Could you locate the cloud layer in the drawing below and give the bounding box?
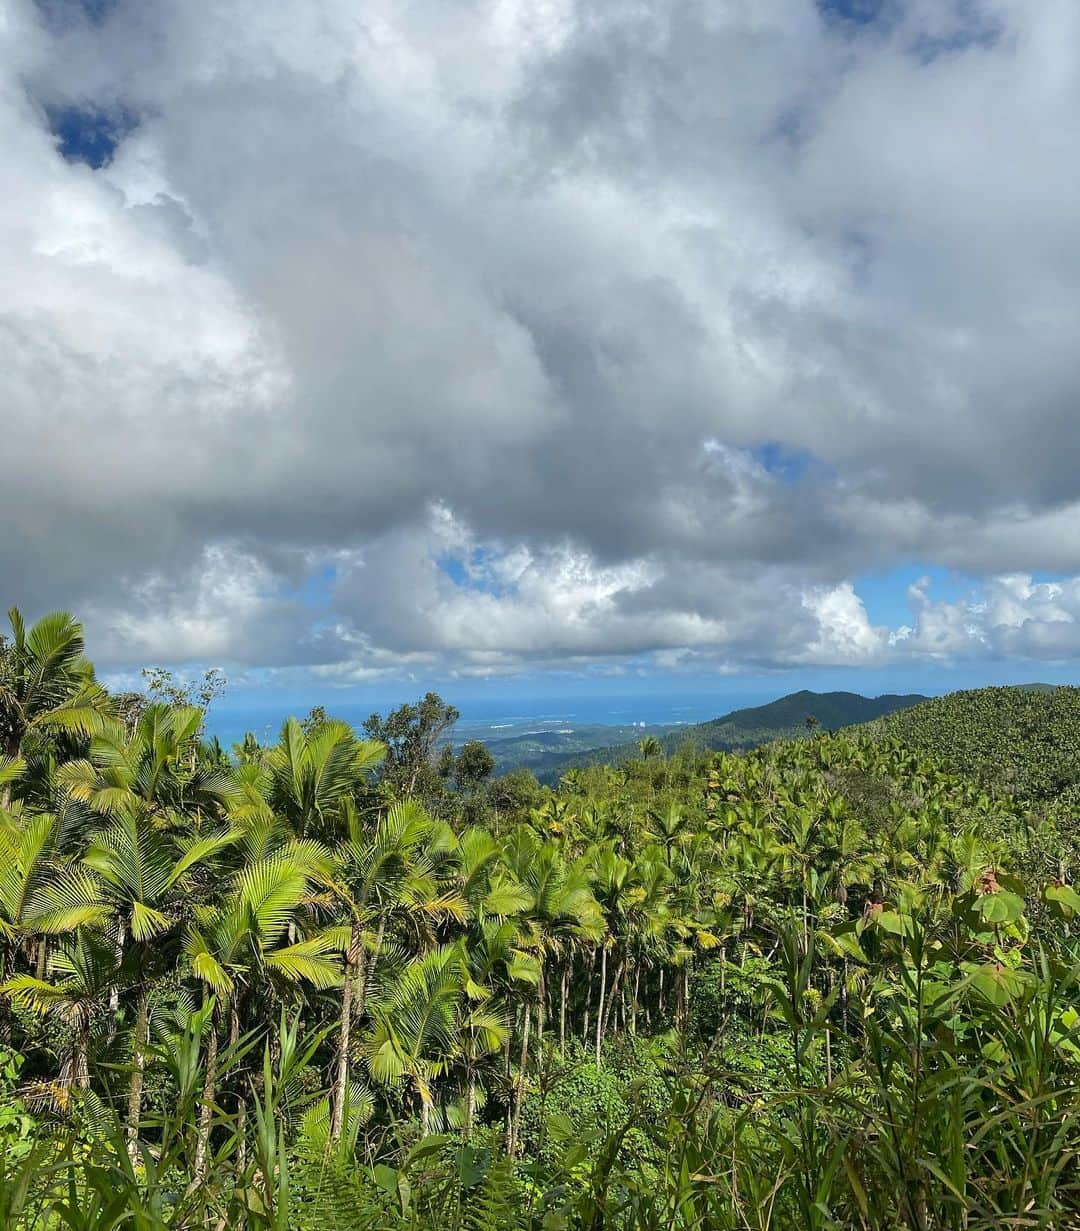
[5,0,1080,680]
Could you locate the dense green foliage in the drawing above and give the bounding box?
[871,684,1080,809]
[3,609,1080,1228]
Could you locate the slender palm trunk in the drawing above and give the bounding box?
[126,989,150,1154]
[536,961,546,1045]
[600,959,624,1048]
[227,1002,248,1175]
[465,1067,476,1139]
[193,1001,221,1183]
[508,1001,532,1157]
[559,962,569,1056]
[680,963,690,1030]
[108,919,126,1037]
[582,948,597,1043]
[630,964,640,1035]
[330,919,362,1143]
[0,944,10,1045]
[594,947,608,1065]
[73,1015,91,1091]
[0,735,17,809]
[841,956,850,1034]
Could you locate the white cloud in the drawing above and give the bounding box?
[5,0,1080,679]
[896,574,1080,662]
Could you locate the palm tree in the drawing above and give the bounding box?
[59,702,238,832]
[0,609,116,809]
[458,919,535,1135]
[498,828,603,1153]
[81,813,236,1144]
[264,717,384,839]
[326,800,429,1142]
[0,806,111,1042]
[364,943,470,1134]
[3,928,121,1097]
[184,831,340,1180]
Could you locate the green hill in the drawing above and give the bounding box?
[683,688,926,750]
[867,684,1080,807]
[527,688,927,780]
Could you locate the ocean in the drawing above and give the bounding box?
[204,691,772,751]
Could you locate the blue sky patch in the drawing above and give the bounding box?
[751,441,818,484]
[437,549,511,597]
[855,564,972,628]
[46,103,137,169]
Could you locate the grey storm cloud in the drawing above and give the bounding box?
[5,0,1080,675]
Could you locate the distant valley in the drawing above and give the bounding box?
[486,688,929,779]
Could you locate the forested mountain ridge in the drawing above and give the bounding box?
[863,683,1080,808]
[523,688,927,779]
[3,607,1080,1228]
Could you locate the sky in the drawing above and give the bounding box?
[5,0,1080,716]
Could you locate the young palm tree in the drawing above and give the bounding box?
[184,831,340,1179]
[3,927,121,1097]
[80,812,236,1143]
[364,942,470,1134]
[0,804,113,1042]
[326,799,429,1142]
[59,701,238,831]
[0,609,116,809]
[264,716,384,839]
[499,827,603,1153]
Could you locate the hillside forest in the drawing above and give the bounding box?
[3,607,1080,1229]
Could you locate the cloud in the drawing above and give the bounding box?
[892,574,1080,661]
[4,0,1080,680]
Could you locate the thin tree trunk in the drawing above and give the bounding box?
[559,962,569,1056]
[536,961,546,1045]
[193,1002,221,1184]
[630,964,640,1035]
[582,948,597,1043]
[229,1002,247,1175]
[126,989,150,1155]
[330,919,361,1143]
[0,945,10,1045]
[73,1018,90,1091]
[842,957,850,1035]
[508,1002,532,1157]
[108,919,126,1040]
[465,1068,475,1139]
[594,947,608,1065]
[35,937,47,979]
[600,959,624,1048]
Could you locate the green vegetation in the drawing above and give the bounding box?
[3,608,1080,1228]
[870,684,1080,809]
